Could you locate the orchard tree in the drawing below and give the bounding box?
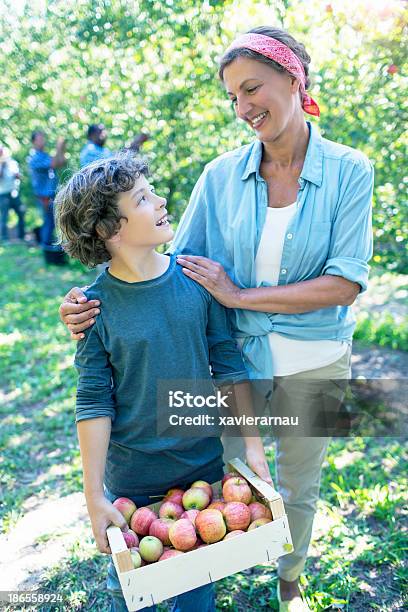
[0,0,405,271]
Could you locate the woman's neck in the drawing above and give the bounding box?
[262,117,309,167]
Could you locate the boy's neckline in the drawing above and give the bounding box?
[105,253,175,287]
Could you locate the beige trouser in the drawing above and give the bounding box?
[222,346,352,582]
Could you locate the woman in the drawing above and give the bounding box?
[60,26,373,611]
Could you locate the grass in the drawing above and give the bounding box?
[0,244,91,534]
[1,243,407,611]
[354,270,408,351]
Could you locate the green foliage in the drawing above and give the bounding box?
[0,0,406,272]
[307,2,408,273]
[355,311,408,351]
[354,268,408,350]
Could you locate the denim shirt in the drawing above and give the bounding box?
[171,122,374,380]
[28,150,58,198]
[79,141,112,168]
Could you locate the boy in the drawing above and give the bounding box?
[55,153,272,612]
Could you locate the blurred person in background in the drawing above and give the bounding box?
[0,144,26,242]
[28,130,66,246]
[80,123,149,168]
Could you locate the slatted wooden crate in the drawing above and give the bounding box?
[107,458,292,611]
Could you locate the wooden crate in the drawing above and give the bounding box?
[107,458,292,611]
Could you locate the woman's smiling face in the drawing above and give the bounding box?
[223,56,300,142]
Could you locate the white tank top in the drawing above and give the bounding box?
[255,203,348,376]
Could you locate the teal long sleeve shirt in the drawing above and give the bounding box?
[74,255,248,496]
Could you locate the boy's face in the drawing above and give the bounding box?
[111,174,173,249]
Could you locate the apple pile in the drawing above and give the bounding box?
[112,474,272,569]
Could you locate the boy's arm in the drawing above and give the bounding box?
[77,417,128,554]
[75,325,128,554]
[206,296,273,485]
[219,381,273,486]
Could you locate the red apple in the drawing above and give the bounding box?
[139,536,164,562]
[149,518,174,545]
[222,502,251,531]
[130,507,158,535]
[248,517,271,530]
[159,549,185,561]
[169,518,197,551]
[223,530,245,540]
[182,488,210,510]
[113,497,137,524]
[129,547,142,568]
[164,488,185,505]
[222,477,252,505]
[208,500,226,512]
[248,501,272,522]
[191,536,204,549]
[222,472,236,487]
[123,529,139,549]
[159,501,184,521]
[181,509,200,526]
[191,480,213,500]
[195,509,226,543]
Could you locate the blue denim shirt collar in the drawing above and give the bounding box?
[240,121,323,187]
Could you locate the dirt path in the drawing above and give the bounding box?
[352,342,408,378]
[0,493,89,592]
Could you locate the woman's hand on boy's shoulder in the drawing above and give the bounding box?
[59,286,100,340]
[86,494,129,555]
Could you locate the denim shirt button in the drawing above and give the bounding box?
[281,268,287,275]
[287,233,293,240]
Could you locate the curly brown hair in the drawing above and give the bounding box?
[55,153,149,268]
[218,26,312,90]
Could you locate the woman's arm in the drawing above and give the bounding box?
[176,255,360,312]
[237,275,360,312]
[177,159,373,312]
